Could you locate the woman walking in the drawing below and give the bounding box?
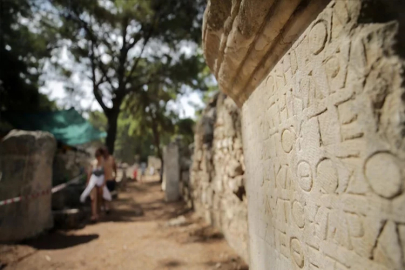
[80,148,112,222]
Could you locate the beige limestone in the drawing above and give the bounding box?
[242,2,405,270]
[203,0,405,269]
[0,130,56,242]
[163,142,180,202]
[190,93,249,262]
[177,143,193,209]
[202,0,331,106]
[52,149,89,186]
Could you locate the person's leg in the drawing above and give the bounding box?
[104,180,114,214]
[90,188,99,221]
[97,187,103,216]
[104,199,110,214]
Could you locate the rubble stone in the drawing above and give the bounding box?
[189,93,249,262]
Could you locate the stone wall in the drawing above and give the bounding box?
[178,143,193,208]
[190,93,249,262]
[203,0,405,269]
[163,142,180,202]
[52,149,89,186]
[0,130,56,242]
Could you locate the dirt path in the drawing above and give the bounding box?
[0,179,248,270]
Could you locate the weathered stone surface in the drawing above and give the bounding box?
[52,149,89,186]
[203,0,405,269]
[163,142,180,202]
[52,184,84,210]
[203,0,331,106]
[0,130,56,242]
[190,93,249,262]
[222,1,405,269]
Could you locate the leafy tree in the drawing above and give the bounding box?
[127,82,175,162]
[50,0,205,154]
[88,110,107,131]
[88,84,195,169]
[0,0,58,112]
[114,111,155,164]
[88,108,157,164]
[126,80,199,181]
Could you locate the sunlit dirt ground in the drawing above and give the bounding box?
[0,177,248,270]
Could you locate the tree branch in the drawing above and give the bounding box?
[68,11,117,92]
[117,17,129,91]
[126,33,142,50]
[90,39,108,112]
[125,23,156,84]
[127,73,160,94]
[93,54,116,91]
[101,31,118,62]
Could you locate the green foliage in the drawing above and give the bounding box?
[0,0,58,111]
[50,0,206,153]
[87,108,156,163]
[1,0,209,161]
[88,110,107,131]
[114,110,155,163]
[87,86,196,163]
[125,81,174,158]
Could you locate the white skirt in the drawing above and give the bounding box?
[80,174,112,202]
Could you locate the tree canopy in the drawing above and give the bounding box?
[1,0,208,167]
[50,0,206,153]
[88,102,195,164]
[0,0,58,112]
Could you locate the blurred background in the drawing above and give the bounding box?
[0,1,251,269]
[0,0,218,164]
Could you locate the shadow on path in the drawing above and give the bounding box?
[22,232,99,250]
[97,180,191,223]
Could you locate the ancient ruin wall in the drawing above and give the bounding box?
[204,0,405,269]
[202,0,330,106]
[163,142,181,202]
[190,93,249,262]
[0,130,56,242]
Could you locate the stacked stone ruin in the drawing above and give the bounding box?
[190,93,249,261]
[202,0,405,269]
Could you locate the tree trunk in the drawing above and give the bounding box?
[159,157,164,185]
[157,147,163,183]
[105,110,120,155]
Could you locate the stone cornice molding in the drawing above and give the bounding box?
[202,0,331,106]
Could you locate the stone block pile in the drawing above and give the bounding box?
[190,93,249,262]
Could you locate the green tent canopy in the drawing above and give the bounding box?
[2,108,106,146]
